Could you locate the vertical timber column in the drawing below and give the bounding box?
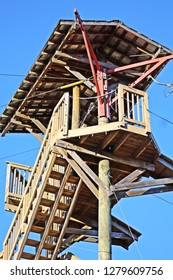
[98,117,111,260]
[72,86,80,129]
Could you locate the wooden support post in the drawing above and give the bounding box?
[72,86,80,129]
[98,117,111,260]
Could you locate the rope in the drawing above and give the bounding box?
[112,190,143,260]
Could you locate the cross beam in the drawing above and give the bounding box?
[111,177,173,192]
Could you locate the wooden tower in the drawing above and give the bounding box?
[1,10,173,260]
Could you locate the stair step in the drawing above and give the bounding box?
[35,212,65,224]
[35,212,49,221]
[26,238,39,247]
[21,251,50,260]
[40,198,70,210]
[31,225,44,234]
[53,215,65,224]
[49,228,60,237]
[50,171,63,180]
[58,202,70,210]
[63,189,75,197]
[45,184,75,197]
[31,225,60,237]
[50,171,79,184]
[54,157,67,167]
[40,198,54,207]
[26,239,55,250]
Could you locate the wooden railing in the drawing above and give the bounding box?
[5,162,32,212]
[51,92,70,138]
[117,84,150,133]
[3,92,70,260]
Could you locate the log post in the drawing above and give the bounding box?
[98,117,111,260]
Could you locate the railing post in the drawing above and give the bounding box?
[72,86,80,129]
[118,84,125,125]
[3,243,8,260]
[143,92,151,133]
[63,92,70,135]
[5,163,12,207]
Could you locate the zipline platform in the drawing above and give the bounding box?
[0,13,173,260]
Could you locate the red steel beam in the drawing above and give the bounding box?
[74,8,111,118]
[107,54,173,75]
[109,54,173,105]
[74,8,102,102]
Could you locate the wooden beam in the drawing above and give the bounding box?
[16,112,47,134]
[157,154,173,171]
[6,161,32,171]
[55,147,99,198]
[10,119,31,129]
[67,149,109,195]
[30,118,46,134]
[56,50,116,69]
[26,128,43,142]
[57,24,76,51]
[111,177,173,193]
[55,140,155,171]
[98,156,111,260]
[99,131,119,150]
[125,184,173,197]
[110,169,146,196]
[51,179,83,259]
[131,138,152,158]
[71,213,141,240]
[113,132,130,152]
[65,228,131,240]
[9,120,43,142]
[111,216,140,240]
[59,224,92,255]
[65,66,96,93]
[57,121,147,144]
[15,112,31,120]
[115,169,146,185]
[79,135,90,145]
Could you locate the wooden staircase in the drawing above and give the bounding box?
[3,93,82,260]
[3,89,143,260]
[3,130,83,259]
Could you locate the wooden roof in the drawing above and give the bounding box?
[0,19,172,134]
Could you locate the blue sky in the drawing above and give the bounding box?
[0,0,173,260]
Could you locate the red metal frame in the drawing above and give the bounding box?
[74,9,173,118]
[74,9,109,118]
